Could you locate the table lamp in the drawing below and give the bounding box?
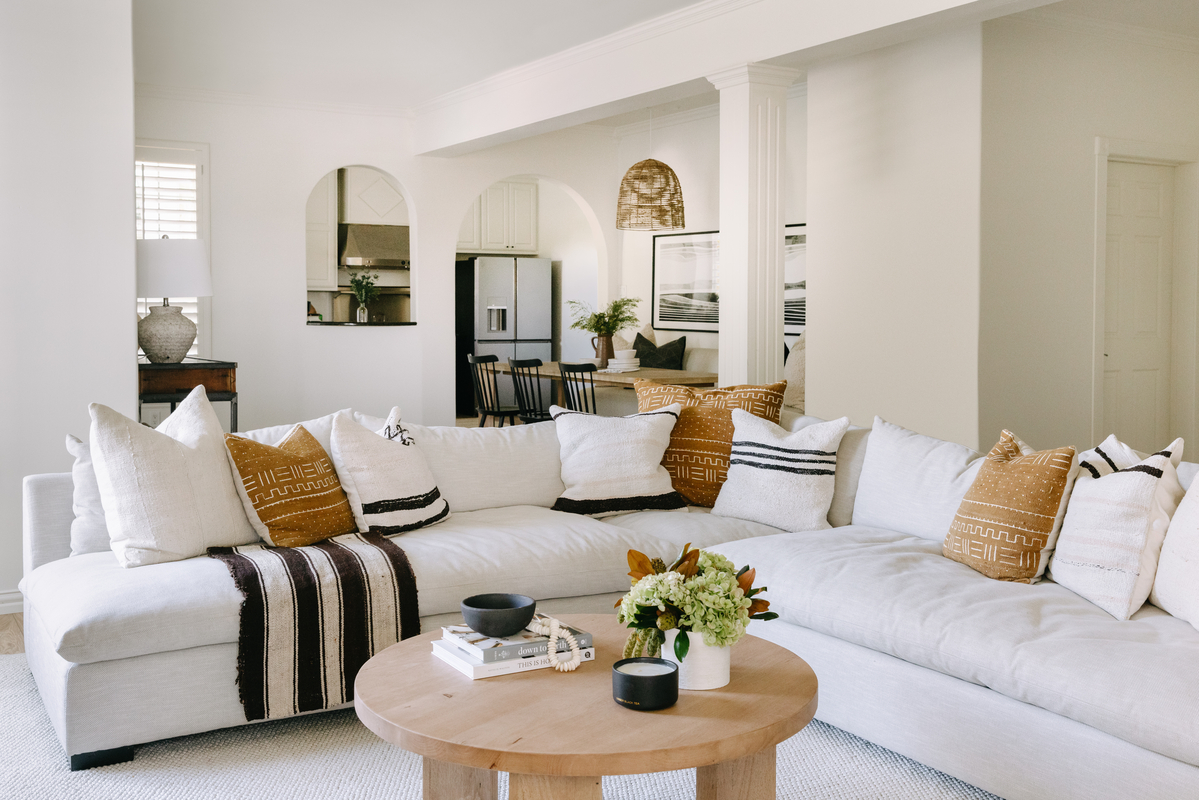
[136,237,212,363]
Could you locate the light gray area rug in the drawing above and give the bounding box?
[0,654,997,799]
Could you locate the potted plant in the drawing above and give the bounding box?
[349,270,381,323]
[617,543,777,690]
[567,297,640,368]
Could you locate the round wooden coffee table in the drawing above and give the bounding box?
[355,613,818,799]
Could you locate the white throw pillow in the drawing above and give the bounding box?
[89,386,259,567]
[329,409,450,534]
[65,434,110,556]
[1051,435,1184,620]
[712,410,850,532]
[783,334,805,409]
[235,409,349,454]
[403,421,565,512]
[1152,477,1199,629]
[549,404,685,515]
[851,417,983,540]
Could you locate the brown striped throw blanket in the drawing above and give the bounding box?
[208,532,419,721]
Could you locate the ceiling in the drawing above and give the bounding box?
[132,0,702,110]
[1046,0,1199,39]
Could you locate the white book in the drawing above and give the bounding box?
[430,638,595,680]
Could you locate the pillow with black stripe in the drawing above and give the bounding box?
[711,409,850,532]
[1050,434,1184,620]
[329,409,450,535]
[549,403,686,516]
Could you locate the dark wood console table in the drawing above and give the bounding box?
[138,357,238,431]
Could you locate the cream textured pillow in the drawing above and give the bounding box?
[1051,436,1184,620]
[943,431,1077,583]
[329,409,450,534]
[549,404,685,515]
[225,424,358,548]
[852,417,983,540]
[712,410,849,532]
[783,334,805,410]
[1152,476,1199,629]
[65,434,110,556]
[89,386,258,568]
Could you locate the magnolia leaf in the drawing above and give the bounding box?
[750,612,779,621]
[673,629,690,662]
[736,567,756,595]
[736,564,751,578]
[668,542,693,572]
[748,598,771,615]
[614,598,623,609]
[627,549,656,581]
[675,548,701,579]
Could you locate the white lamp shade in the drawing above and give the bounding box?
[136,238,213,298]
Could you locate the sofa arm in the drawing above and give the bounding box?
[23,473,74,576]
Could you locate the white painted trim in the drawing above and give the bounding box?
[413,0,768,115]
[707,63,801,91]
[1016,8,1199,54]
[612,104,719,139]
[135,83,414,119]
[0,590,23,616]
[1092,137,1199,445]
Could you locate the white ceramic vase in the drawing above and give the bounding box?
[138,305,196,363]
[664,629,730,690]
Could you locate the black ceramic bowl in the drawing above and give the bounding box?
[460,593,537,638]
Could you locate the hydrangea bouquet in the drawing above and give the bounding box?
[617,543,777,662]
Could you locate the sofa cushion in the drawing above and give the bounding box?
[711,526,1199,768]
[604,507,784,552]
[852,417,982,540]
[20,505,680,664]
[403,420,565,512]
[65,434,109,556]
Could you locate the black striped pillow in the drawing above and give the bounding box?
[329,409,450,535]
[712,410,850,531]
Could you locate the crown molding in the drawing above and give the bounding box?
[413,0,768,116]
[609,80,806,139]
[706,63,801,91]
[135,83,416,119]
[1014,7,1199,54]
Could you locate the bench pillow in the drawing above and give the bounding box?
[1154,471,1199,630]
[402,421,565,513]
[852,417,983,540]
[65,434,110,556]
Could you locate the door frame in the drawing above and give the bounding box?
[1091,137,1199,446]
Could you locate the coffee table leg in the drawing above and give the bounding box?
[696,745,776,800]
[422,756,497,800]
[509,773,602,800]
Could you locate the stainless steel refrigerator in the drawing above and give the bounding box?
[473,257,552,407]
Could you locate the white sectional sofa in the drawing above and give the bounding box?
[20,412,1199,799]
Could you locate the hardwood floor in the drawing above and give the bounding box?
[0,613,24,655]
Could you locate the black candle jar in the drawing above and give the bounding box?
[612,657,679,711]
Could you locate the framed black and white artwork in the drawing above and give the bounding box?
[651,230,720,332]
[784,223,806,334]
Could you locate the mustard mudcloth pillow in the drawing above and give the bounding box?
[225,424,358,547]
[635,380,786,507]
[943,430,1078,583]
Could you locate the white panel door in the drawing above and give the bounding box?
[456,196,482,251]
[481,184,509,251]
[305,171,338,290]
[508,181,539,253]
[1104,161,1174,451]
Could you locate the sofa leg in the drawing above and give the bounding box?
[70,746,135,771]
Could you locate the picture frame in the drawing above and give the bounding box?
[784,223,806,335]
[651,230,720,332]
[651,225,807,334]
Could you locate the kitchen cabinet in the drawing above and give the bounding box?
[457,180,538,254]
[306,171,338,290]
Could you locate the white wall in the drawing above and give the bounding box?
[615,93,808,352]
[806,26,983,448]
[980,17,1199,450]
[134,94,620,435]
[0,0,137,607]
[537,180,599,362]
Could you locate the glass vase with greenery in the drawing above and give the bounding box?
[567,297,640,367]
[349,270,380,323]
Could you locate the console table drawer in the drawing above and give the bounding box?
[139,366,236,395]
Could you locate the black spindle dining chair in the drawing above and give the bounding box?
[559,362,598,414]
[508,358,552,423]
[467,354,520,427]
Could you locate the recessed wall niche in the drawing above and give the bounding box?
[305,165,415,326]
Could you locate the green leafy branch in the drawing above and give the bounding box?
[567,297,641,336]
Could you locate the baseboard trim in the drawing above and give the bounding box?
[0,590,24,616]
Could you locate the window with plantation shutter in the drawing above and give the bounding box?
[135,142,210,357]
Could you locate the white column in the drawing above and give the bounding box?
[708,64,798,386]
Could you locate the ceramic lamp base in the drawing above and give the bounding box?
[139,305,196,363]
[664,629,731,690]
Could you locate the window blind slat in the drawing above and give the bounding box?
[136,158,202,357]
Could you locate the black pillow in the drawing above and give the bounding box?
[634,333,686,370]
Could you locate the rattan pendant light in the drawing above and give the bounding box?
[616,158,685,230]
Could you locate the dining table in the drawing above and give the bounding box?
[493,360,718,408]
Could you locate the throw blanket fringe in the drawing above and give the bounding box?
[209,532,419,721]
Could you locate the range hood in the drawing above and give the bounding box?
[339,223,410,269]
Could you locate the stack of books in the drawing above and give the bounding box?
[432,622,595,679]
